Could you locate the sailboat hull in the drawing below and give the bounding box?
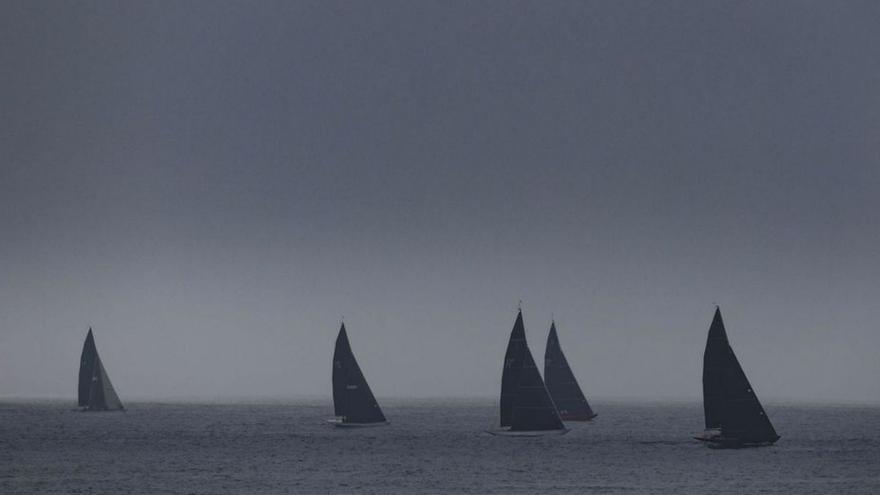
[694,431,780,448]
[332,420,390,428]
[702,438,780,448]
[486,428,569,437]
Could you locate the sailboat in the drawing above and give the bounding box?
[695,307,780,448]
[489,310,568,436]
[77,328,124,411]
[544,321,597,421]
[329,323,388,427]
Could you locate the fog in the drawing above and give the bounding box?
[1,1,878,404]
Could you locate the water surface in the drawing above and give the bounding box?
[2,400,878,494]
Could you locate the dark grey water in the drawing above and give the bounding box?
[2,400,879,494]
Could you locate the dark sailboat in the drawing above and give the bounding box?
[544,321,597,421]
[77,328,124,411]
[695,307,779,448]
[490,311,567,436]
[329,323,388,427]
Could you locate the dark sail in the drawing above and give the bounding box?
[509,341,565,432]
[332,324,386,424]
[701,307,779,445]
[544,322,596,421]
[77,328,124,411]
[499,311,527,427]
[78,329,97,407]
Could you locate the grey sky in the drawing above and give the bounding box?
[1,1,878,403]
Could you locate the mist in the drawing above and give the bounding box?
[1,1,878,404]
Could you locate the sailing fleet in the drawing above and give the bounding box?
[76,306,780,448]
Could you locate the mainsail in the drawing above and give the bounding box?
[509,342,566,432]
[499,311,527,427]
[332,323,387,424]
[700,307,779,446]
[77,328,124,411]
[544,322,596,421]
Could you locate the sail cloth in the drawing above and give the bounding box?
[332,324,387,424]
[701,308,779,445]
[509,342,566,432]
[499,311,527,427]
[77,330,98,407]
[544,322,596,421]
[77,328,124,411]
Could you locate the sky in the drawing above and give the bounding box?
[1,1,878,403]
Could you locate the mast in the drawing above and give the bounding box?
[331,323,386,424]
[544,321,596,421]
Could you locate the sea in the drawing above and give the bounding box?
[2,399,879,494]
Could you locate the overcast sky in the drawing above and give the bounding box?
[1,1,878,403]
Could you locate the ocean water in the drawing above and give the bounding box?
[2,399,879,494]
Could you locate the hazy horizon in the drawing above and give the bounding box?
[2,1,878,405]
[5,384,880,406]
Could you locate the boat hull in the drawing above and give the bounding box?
[329,419,390,428]
[694,431,780,448]
[486,428,569,437]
